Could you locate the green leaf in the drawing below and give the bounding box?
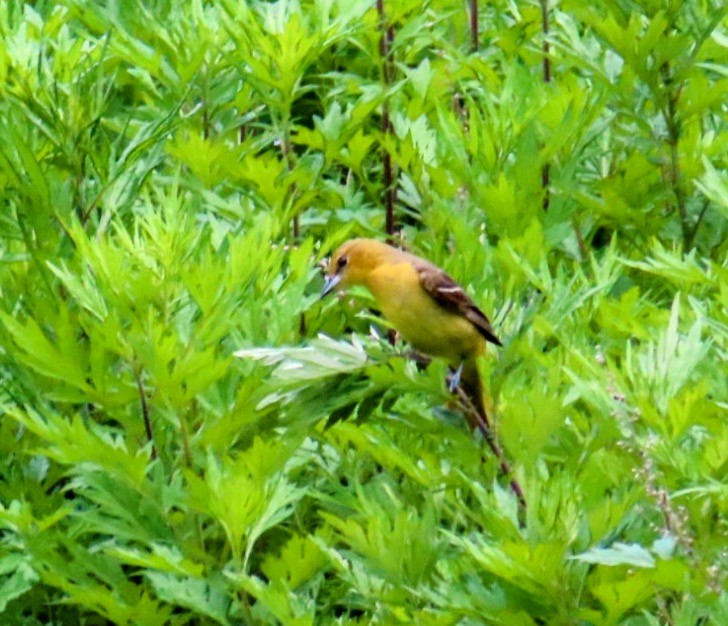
[0,554,39,612]
[234,334,370,384]
[570,542,656,568]
[146,572,230,626]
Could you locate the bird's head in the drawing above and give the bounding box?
[321,238,391,297]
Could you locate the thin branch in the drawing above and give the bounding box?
[383,110,395,237]
[469,0,479,52]
[299,313,307,336]
[454,385,527,516]
[202,106,210,140]
[540,0,551,84]
[178,406,194,470]
[377,0,396,238]
[279,133,299,238]
[541,163,551,211]
[134,368,157,460]
[279,131,306,332]
[540,0,551,212]
[572,216,587,260]
[661,62,690,245]
[687,198,710,249]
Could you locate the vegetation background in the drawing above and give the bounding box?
[0,0,726,624]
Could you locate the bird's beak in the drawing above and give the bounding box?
[321,273,341,299]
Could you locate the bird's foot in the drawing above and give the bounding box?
[447,362,463,393]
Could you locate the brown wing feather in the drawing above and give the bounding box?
[415,260,503,347]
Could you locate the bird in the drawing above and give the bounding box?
[321,238,502,427]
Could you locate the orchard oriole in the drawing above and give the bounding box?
[322,238,502,425]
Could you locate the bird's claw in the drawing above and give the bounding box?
[447,362,463,393]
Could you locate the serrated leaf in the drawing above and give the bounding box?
[570,542,655,568]
[146,572,230,625]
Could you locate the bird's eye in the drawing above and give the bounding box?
[337,255,348,270]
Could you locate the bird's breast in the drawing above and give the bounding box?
[366,263,484,363]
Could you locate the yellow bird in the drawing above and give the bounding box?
[322,238,501,425]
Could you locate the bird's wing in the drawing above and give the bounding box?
[415,259,503,347]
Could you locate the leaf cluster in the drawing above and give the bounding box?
[0,0,726,624]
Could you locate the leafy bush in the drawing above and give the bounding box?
[0,0,725,624]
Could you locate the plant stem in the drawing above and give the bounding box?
[383,110,395,237]
[202,106,210,139]
[572,216,587,260]
[134,368,157,460]
[469,0,479,52]
[278,125,299,238]
[540,0,551,84]
[377,0,396,237]
[662,63,690,246]
[688,199,709,248]
[540,0,551,212]
[178,407,193,469]
[278,115,306,333]
[455,386,527,517]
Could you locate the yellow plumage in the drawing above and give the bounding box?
[322,238,501,424]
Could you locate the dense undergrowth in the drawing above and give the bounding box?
[0,0,726,624]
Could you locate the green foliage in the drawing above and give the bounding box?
[0,0,725,624]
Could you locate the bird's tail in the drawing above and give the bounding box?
[460,358,491,431]
[458,358,527,516]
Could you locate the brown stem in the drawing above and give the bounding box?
[377,0,396,237]
[203,107,210,140]
[383,109,395,237]
[540,0,551,84]
[469,0,479,52]
[540,1,551,212]
[454,386,527,515]
[377,1,394,81]
[134,369,157,460]
[572,216,587,260]
[667,117,688,244]
[660,61,689,245]
[667,132,688,244]
[376,1,387,55]
[541,163,551,211]
[178,406,193,470]
[687,199,709,248]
